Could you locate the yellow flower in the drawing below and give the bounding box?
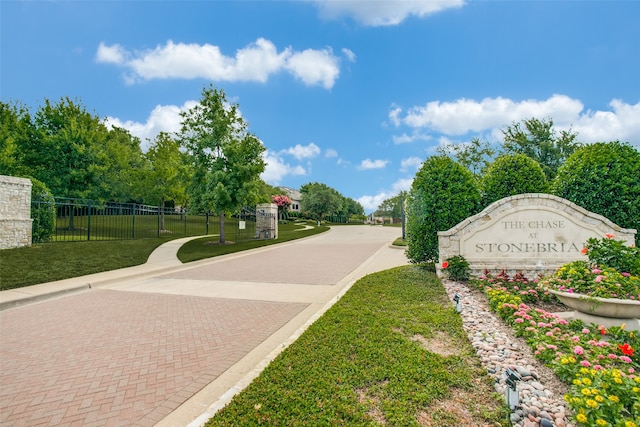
[582,378,593,386]
[595,395,604,402]
[586,399,598,408]
[596,420,607,426]
[614,377,623,384]
[591,388,598,395]
[608,394,620,403]
[625,421,636,427]
[576,413,588,423]
[635,377,640,383]
[573,379,582,385]
[633,387,640,393]
[581,388,591,396]
[580,368,590,375]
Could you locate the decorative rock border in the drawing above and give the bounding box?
[442,279,576,427]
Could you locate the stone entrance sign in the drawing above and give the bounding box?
[438,194,636,278]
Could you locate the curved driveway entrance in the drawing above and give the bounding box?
[0,226,407,426]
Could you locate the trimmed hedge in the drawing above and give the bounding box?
[552,141,640,246]
[406,156,481,263]
[482,153,548,205]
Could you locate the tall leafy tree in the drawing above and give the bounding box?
[300,182,343,220]
[179,86,265,243]
[141,132,189,230]
[0,101,33,176]
[501,117,580,180]
[436,137,495,179]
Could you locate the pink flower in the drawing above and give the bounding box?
[580,360,591,367]
[514,318,524,323]
[574,346,584,355]
[608,353,618,360]
[620,356,633,363]
[594,365,604,371]
[595,275,604,283]
[592,269,602,274]
[582,328,590,334]
[622,272,631,277]
[571,336,580,342]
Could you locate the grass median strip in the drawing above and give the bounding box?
[206,265,509,426]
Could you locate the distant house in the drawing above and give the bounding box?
[279,187,301,212]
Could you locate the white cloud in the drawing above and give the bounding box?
[261,151,307,184]
[400,157,422,172]
[281,143,321,160]
[313,0,465,26]
[104,101,197,150]
[357,178,414,213]
[392,130,432,144]
[96,42,127,64]
[342,48,356,62]
[97,38,343,88]
[391,95,640,146]
[359,158,389,170]
[325,148,338,158]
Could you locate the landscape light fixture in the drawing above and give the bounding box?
[452,293,461,313]
[504,368,521,410]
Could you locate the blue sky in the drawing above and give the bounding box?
[2,1,639,212]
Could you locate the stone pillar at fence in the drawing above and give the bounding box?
[0,175,33,249]
[437,193,637,279]
[256,203,278,239]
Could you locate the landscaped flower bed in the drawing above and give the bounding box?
[469,235,640,426]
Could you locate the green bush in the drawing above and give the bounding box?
[482,153,548,205]
[552,141,640,246]
[584,235,640,276]
[442,255,471,281]
[30,177,56,243]
[406,156,481,263]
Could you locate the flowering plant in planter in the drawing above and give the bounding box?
[539,234,640,301]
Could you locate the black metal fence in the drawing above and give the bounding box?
[31,197,213,242]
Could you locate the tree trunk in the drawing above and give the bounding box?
[219,212,225,243]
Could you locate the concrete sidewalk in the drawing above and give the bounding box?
[0,226,408,426]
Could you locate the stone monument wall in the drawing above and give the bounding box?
[0,175,33,249]
[437,193,636,278]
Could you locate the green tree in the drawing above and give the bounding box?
[341,197,365,218]
[482,154,548,205]
[501,117,580,180]
[300,182,343,220]
[26,97,109,200]
[30,178,56,243]
[436,137,495,179]
[375,191,406,222]
[406,156,481,263]
[0,101,33,176]
[179,86,265,243]
[552,141,640,246]
[141,132,189,230]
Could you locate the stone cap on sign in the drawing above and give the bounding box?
[437,193,636,279]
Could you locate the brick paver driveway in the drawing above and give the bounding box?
[0,226,406,426]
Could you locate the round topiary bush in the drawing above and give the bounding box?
[552,141,640,246]
[482,154,548,205]
[30,177,56,243]
[406,156,481,263]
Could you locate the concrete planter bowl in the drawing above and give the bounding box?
[549,289,640,319]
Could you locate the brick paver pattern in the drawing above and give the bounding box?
[0,290,307,426]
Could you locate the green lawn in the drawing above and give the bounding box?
[0,221,328,290]
[206,266,509,426]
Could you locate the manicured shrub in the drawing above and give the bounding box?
[552,141,640,245]
[406,156,481,263]
[442,255,471,281]
[482,153,548,205]
[30,177,56,243]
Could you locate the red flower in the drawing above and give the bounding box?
[581,247,588,255]
[605,233,616,239]
[442,261,449,269]
[619,343,635,357]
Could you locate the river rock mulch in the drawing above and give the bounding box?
[442,279,576,427]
